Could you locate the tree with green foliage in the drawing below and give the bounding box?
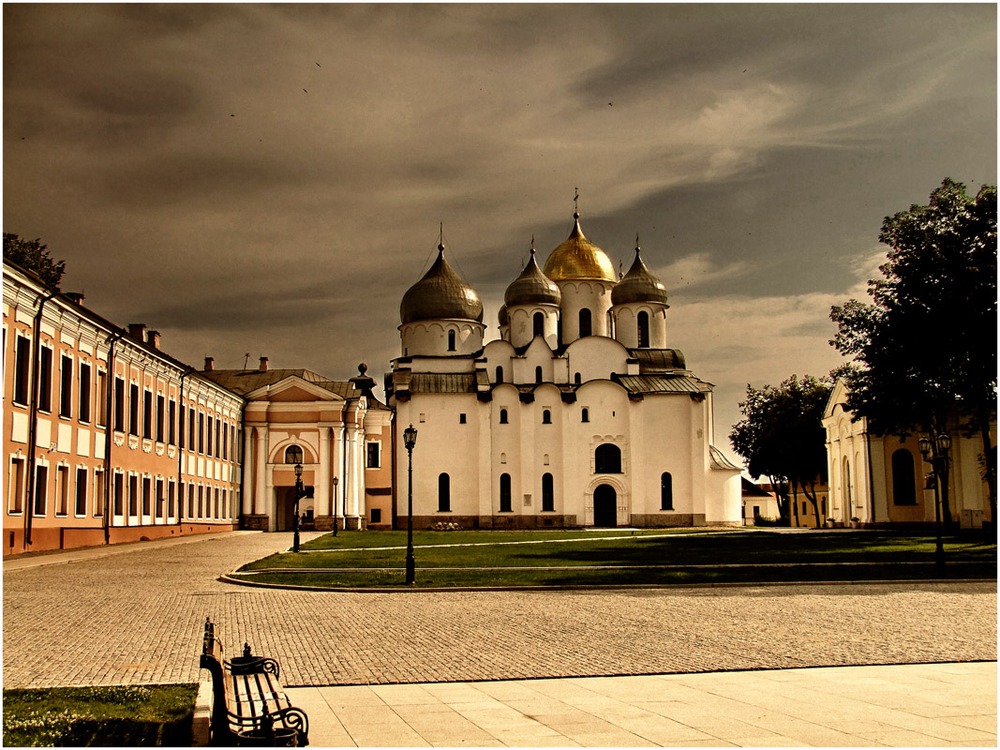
[830,178,997,528]
[3,233,65,290]
[730,374,834,528]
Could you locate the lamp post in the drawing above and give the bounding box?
[918,431,951,571]
[292,462,304,553]
[332,476,339,537]
[403,424,418,585]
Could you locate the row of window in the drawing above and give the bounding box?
[496,407,592,424]
[10,336,237,458]
[6,456,234,521]
[494,367,612,386]
[112,377,236,459]
[432,469,675,513]
[11,337,107,423]
[513,309,655,342]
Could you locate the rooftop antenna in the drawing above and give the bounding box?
[243,353,250,369]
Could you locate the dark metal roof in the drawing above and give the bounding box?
[612,247,669,306]
[612,374,712,395]
[504,250,561,307]
[400,246,484,325]
[408,373,479,394]
[201,369,358,399]
[628,348,687,372]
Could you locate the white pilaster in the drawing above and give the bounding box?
[318,426,331,516]
[255,424,268,518]
[243,427,254,517]
[346,423,359,519]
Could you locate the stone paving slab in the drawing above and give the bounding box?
[286,662,998,747]
[3,531,996,689]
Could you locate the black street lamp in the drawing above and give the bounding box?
[918,431,952,571]
[332,476,339,537]
[292,462,304,553]
[403,424,418,585]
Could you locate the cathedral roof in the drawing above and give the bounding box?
[504,247,561,307]
[400,244,484,325]
[612,242,669,306]
[542,212,617,283]
[612,373,713,395]
[628,348,687,371]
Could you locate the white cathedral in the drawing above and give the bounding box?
[385,208,742,529]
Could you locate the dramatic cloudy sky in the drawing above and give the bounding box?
[4,4,996,463]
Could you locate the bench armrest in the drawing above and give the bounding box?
[226,656,281,679]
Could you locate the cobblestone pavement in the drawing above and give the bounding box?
[3,531,996,689]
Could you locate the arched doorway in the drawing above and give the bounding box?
[593,484,617,527]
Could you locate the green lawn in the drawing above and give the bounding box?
[2,684,197,747]
[233,528,997,589]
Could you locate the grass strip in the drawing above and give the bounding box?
[234,529,996,589]
[2,684,197,747]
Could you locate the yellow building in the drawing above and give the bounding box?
[4,261,243,555]
[823,379,994,528]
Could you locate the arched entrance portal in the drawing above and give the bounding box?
[593,484,617,528]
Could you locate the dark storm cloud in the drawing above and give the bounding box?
[3,3,995,458]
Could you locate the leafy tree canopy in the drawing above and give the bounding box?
[830,178,996,434]
[730,374,834,525]
[3,233,66,290]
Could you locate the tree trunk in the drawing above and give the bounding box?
[802,482,824,528]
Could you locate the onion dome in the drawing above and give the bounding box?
[498,304,509,326]
[400,243,484,325]
[504,246,561,307]
[612,239,669,306]
[542,211,617,283]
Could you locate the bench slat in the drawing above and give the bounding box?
[201,617,308,745]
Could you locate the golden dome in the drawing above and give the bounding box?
[542,213,617,283]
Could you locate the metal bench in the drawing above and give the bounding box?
[199,617,309,746]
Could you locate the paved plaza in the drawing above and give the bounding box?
[3,530,997,746]
[4,531,995,689]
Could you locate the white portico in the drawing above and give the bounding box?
[202,359,378,531]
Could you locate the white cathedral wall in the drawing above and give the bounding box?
[612,304,668,349]
[558,281,613,342]
[393,381,743,528]
[630,392,705,523]
[565,337,632,384]
[506,305,559,349]
[563,381,633,525]
[394,392,477,523]
[400,320,484,357]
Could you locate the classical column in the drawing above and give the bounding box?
[333,425,345,515]
[318,426,331,518]
[255,425,268,519]
[346,423,360,521]
[243,426,254,517]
